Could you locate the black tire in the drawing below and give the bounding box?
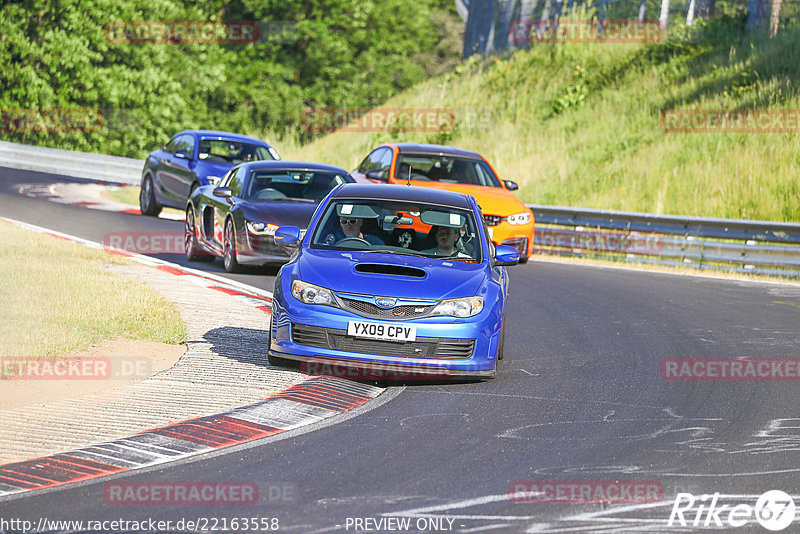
[139,175,162,217]
[497,319,506,361]
[223,218,242,273]
[185,205,214,262]
[518,255,529,264]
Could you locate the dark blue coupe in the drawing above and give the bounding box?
[140,129,280,216]
[268,183,520,380]
[184,161,355,272]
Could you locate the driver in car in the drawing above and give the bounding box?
[325,216,384,245]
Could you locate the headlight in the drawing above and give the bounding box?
[291,280,337,306]
[430,297,483,318]
[507,211,532,225]
[207,176,223,185]
[246,221,279,235]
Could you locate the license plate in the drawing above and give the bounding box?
[347,321,416,342]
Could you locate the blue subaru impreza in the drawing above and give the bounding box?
[268,183,519,381]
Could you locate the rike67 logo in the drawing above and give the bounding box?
[668,491,796,531]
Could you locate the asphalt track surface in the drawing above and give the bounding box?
[2,167,800,532]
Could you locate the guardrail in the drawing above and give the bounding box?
[528,204,800,277]
[0,140,142,186]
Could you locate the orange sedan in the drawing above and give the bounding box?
[352,143,534,262]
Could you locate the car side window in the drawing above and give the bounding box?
[228,167,245,197]
[377,148,393,173]
[163,136,179,153]
[359,148,390,173]
[219,169,233,188]
[174,134,195,158]
[357,154,371,174]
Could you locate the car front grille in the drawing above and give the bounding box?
[483,214,504,227]
[291,323,474,359]
[339,297,432,319]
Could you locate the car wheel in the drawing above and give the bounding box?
[185,206,214,262]
[518,255,529,264]
[223,218,242,273]
[139,175,162,217]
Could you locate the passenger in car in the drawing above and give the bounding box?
[423,225,470,258]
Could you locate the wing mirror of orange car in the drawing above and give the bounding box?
[503,180,519,191]
[365,169,389,182]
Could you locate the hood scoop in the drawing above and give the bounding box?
[355,263,426,278]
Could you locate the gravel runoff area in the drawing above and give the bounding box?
[0,261,304,465]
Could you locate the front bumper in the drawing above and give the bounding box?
[486,221,535,257]
[268,350,496,380]
[270,297,501,380]
[237,233,296,266]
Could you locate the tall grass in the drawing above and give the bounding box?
[283,17,800,221]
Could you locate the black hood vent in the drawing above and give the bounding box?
[355,263,426,278]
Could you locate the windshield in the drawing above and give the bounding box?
[244,171,349,201]
[198,138,276,164]
[394,153,502,187]
[310,199,482,261]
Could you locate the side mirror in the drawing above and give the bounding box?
[174,150,192,160]
[212,186,232,198]
[504,180,519,191]
[275,226,301,245]
[365,169,388,182]
[494,244,520,266]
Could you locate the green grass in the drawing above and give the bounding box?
[0,222,187,358]
[282,17,800,222]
